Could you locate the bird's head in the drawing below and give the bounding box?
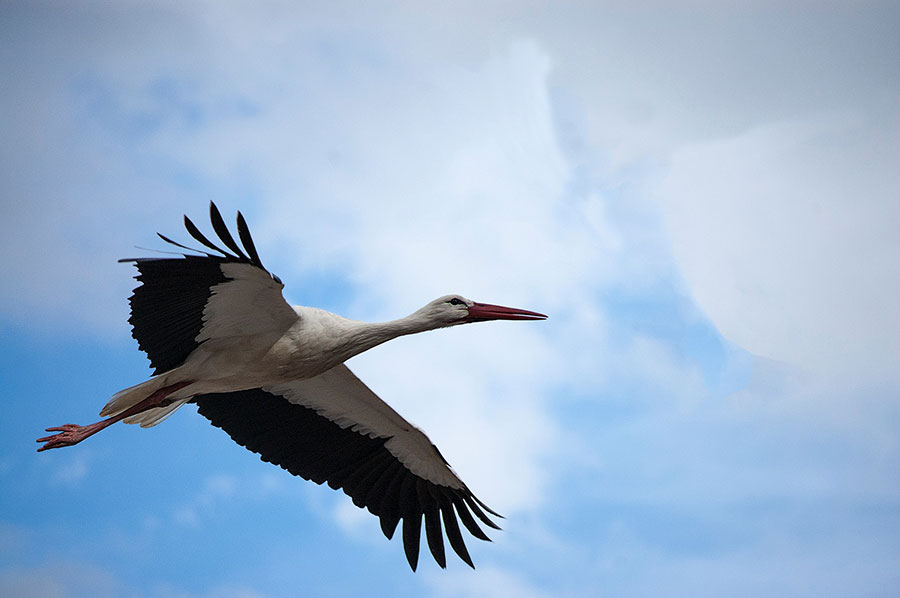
[418,294,548,328]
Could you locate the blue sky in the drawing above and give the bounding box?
[2,1,899,596]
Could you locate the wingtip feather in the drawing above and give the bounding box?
[184,214,230,257]
[209,202,248,259]
[236,210,266,270]
[402,514,422,571]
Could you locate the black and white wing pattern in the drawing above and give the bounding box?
[119,202,296,375]
[192,364,502,571]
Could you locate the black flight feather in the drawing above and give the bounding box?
[402,513,422,572]
[465,495,502,530]
[209,202,248,259]
[439,493,473,567]
[183,214,230,256]
[154,232,215,257]
[419,479,446,568]
[237,210,266,270]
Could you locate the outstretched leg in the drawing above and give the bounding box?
[37,381,193,452]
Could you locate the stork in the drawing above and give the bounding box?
[36,203,547,571]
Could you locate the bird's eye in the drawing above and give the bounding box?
[448,298,465,306]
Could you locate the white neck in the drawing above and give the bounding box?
[343,311,446,357]
[298,305,451,367]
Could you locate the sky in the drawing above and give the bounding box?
[1,1,898,596]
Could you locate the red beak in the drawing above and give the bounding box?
[463,302,548,322]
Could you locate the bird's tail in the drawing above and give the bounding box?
[100,374,190,428]
[122,399,190,428]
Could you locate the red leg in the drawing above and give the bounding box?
[36,381,193,452]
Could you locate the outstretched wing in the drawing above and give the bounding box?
[192,364,502,571]
[120,202,297,375]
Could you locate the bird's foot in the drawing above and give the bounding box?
[35,382,194,454]
[36,423,99,452]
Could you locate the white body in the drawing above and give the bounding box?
[100,264,479,488]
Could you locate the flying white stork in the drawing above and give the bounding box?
[37,202,547,571]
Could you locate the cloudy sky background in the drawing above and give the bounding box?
[2,1,898,596]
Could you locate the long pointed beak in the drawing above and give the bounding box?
[464,302,548,322]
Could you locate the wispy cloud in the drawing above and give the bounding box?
[0,560,123,598]
[425,564,549,598]
[48,451,92,486]
[172,473,238,528]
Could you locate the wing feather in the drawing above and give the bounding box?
[183,214,230,256]
[420,479,446,568]
[438,493,473,567]
[192,367,500,571]
[120,202,292,375]
[402,509,423,571]
[155,232,216,256]
[237,210,267,270]
[451,494,491,542]
[209,202,248,259]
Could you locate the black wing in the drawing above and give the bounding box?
[193,365,502,571]
[120,202,289,375]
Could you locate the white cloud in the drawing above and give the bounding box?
[580,517,900,598]
[424,564,549,598]
[0,559,267,598]
[658,114,900,379]
[0,561,123,598]
[173,473,238,527]
[4,3,899,595]
[170,470,304,528]
[48,451,93,486]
